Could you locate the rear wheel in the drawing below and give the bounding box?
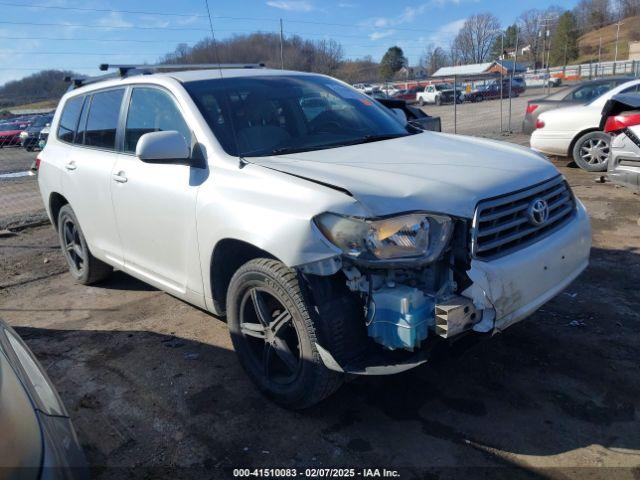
[572,131,610,172]
[419,98,425,106]
[226,258,343,409]
[435,95,442,106]
[57,205,112,285]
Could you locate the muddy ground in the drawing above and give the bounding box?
[0,159,639,480]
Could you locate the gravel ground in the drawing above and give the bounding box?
[0,155,639,479]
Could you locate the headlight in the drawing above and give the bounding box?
[19,131,29,139]
[315,212,453,265]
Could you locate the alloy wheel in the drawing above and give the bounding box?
[579,137,609,166]
[239,287,301,385]
[61,217,85,274]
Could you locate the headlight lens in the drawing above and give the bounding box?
[315,212,453,264]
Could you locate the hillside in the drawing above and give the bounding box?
[577,15,640,63]
[0,70,75,109]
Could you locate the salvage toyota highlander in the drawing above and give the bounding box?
[37,64,591,409]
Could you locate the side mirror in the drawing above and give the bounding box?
[136,131,190,163]
[391,108,408,124]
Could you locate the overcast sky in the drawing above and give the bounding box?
[0,0,579,86]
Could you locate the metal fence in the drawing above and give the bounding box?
[1,59,639,229]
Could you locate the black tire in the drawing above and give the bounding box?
[419,98,425,107]
[57,204,112,285]
[435,95,442,106]
[26,146,34,152]
[227,258,344,409]
[572,131,610,172]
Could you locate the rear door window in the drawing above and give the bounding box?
[124,87,191,153]
[83,89,125,150]
[57,96,84,143]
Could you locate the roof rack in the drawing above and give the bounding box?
[65,62,266,90]
[99,62,266,76]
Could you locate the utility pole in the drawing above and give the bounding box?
[279,18,284,70]
[508,31,518,133]
[546,28,552,95]
[500,32,503,133]
[614,20,623,63]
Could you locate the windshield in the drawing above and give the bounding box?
[184,75,412,157]
[435,84,452,91]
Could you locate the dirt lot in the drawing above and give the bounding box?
[0,155,639,479]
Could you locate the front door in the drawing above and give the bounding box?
[110,86,203,297]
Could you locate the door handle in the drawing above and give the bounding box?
[112,171,128,183]
[64,161,77,171]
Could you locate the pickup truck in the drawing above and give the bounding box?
[416,83,461,106]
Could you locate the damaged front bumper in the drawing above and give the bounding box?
[466,200,591,333]
[309,201,591,376]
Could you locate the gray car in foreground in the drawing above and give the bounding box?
[0,318,87,479]
[523,77,633,134]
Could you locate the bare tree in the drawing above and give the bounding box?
[420,43,448,75]
[452,13,501,64]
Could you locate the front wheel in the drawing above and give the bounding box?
[226,258,343,409]
[572,131,610,172]
[435,95,442,106]
[57,205,113,285]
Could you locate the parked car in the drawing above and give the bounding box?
[353,83,374,94]
[0,317,88,478]
[530,79,640,171]
[416,83,461,105]
[0,123,24,147]
[523,77,634,134]
[470,79,525,102]
[20,114,54,151]
[376,97,441,132]
[380,84,399,96]
[392,86,422,103]
[38,65,591,409]
[525,73,561,88]
[601,93,640,192]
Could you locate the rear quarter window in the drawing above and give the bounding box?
[57,96,84,143]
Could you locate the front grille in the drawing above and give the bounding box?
[471,176,576,259]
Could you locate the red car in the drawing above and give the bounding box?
[0,123,24,147]
[392,86,423,103]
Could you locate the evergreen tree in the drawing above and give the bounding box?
[549,11,579,66]
[379,46,406,80]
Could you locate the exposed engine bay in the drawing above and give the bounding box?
[299,220,498,373]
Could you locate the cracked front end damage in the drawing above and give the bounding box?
[297,201,591,376]
[465,200,591,333]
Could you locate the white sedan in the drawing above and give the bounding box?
[530,78,640,171]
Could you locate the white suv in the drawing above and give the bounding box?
[37,66,591,408]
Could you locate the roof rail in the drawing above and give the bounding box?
[64,62,266,90]
[99,63,266,76]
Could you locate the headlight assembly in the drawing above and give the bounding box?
[314,212,453,265]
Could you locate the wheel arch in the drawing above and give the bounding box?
[210,238,278,315]
[48,192,69,230]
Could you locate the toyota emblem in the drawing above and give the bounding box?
[528,198,549,226]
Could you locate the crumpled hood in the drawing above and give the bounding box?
[250,131,559,218]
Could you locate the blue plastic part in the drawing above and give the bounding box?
[367,296,434,350]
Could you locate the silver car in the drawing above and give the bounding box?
[602,93,640,192]
[0,318,87,478]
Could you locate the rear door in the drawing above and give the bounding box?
[61,89,125,266]
[110,85,202,297]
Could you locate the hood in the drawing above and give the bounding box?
[250,132,559,218]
